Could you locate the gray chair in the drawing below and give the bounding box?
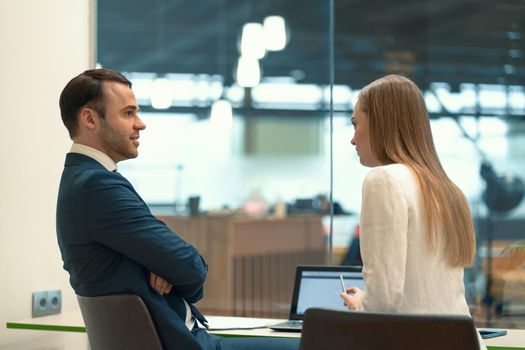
[300,308,480,350]
[77,294,164,350]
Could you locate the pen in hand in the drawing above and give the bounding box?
[339,273,346,292]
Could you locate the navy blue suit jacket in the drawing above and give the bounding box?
[56,153,208,350]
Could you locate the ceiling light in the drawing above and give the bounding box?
[150,77,172,109]
[263,16,287,51]
[236,56,261,88]
[210,99,233,129]
[240,22,266,59]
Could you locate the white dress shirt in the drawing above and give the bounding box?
[70,143,117,172]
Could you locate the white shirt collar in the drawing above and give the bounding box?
[70,143,117,172]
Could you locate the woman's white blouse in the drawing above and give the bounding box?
[357,164,485,347]
[357,164,485,348]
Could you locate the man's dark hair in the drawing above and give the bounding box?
[59,68,132,138]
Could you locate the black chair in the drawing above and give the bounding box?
[300,308,480,350]
[77,294,164,350]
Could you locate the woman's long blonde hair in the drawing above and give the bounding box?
[359,74,475,267]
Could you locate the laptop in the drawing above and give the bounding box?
[269,265,365,332]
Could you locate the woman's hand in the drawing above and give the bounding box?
[150,272,173,295]
[340,287,363,310]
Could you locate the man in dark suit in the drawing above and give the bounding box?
[56,69,299,350]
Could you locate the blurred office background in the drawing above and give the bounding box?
[1,0,524,348]
[99,0,525,326]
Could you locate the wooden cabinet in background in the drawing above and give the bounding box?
[158,214,326,317]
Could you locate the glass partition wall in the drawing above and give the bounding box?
[98,0,525,326]
[332,0,525,330]
[98,0,333,317]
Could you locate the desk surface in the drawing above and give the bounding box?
[6,312,292,338]
[7,312,525,349]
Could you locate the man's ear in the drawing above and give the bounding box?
[78,108,98,131]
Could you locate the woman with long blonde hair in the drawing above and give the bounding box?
[340,75,479,341]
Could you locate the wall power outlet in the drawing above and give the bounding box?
[32,290,62,317]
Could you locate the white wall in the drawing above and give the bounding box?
[0,0,92,344]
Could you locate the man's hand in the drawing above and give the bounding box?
[340,287,363,310]
[150,272,173,295]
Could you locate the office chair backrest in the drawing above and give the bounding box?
[300,308,480,350]
[77,294,164,350]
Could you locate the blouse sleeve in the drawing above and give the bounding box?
[358,167,409,312]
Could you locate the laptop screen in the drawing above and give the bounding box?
[290,265,365,319]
